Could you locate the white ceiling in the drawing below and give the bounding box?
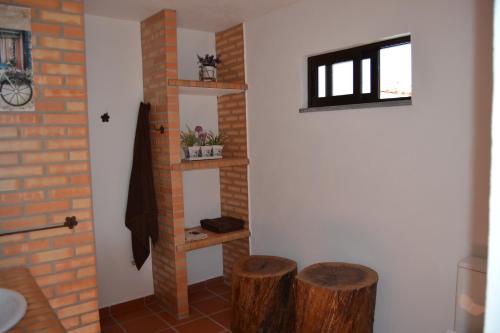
[84,0,302,32]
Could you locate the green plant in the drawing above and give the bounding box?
[180,126,198,147]
[206,131,227,146]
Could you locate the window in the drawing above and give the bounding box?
[307,36,411,108]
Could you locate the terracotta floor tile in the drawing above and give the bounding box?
[207,283,230,295]
[113,307,153,322]
[100,315,117,328]
[100,307,111,319]
[191,296,230,315]
[189,288,215,303]
[110,298,145,316]
[144,295,156,304]
[175,318,225,333]
[157,307,202,326]
[188,281,206,293]
[101,325,125,333]
[210,309,231,329]
[218,292,231,302]
[146,301,167,313]
[120,314,169,333]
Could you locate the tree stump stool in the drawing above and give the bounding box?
[295,262,378,333]
[231,255,297,333]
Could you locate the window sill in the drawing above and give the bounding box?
[299,99,412,113]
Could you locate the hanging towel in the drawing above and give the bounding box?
[125,102,158,270]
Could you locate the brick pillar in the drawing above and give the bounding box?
[216,24,250,282]
[141,10,188,319]
[0,1,100,332]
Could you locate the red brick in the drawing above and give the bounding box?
[21,126,66,137]
[44,114,87,125]
[64,52,85,64]
[2,239,50,256]
[0,127,18,138]
[48,162,88,174]
[44,88,86,99]
[0,140,41,152]
[0,179,19,192]
[32,49,62,62]
[24,176,68,189]
[0,153,19,165]
[32,22,62,35]
[46,139,87,150]
[64,26,84,38]
[62,1,83,13]
[49,186,91,199]
[34,101,66,113]
[40,11,83,26]
[0,191,45,204]
[23,151,67,164]
[31,248,74,264]
[41,63,85,75]
[36,271,76,287]
[0,165,43,178]
[25,200,70,214]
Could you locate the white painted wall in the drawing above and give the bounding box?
[85,15,153,307]
[485,2,500,332]
[245,0,492,332]
[178,28,223,284]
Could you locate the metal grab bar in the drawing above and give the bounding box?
[0,216,78,237]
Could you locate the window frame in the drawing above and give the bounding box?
[307,35,411,108]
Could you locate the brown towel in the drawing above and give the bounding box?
[125,102,158,270]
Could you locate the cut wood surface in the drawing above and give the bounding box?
[232,255,297,333]
[295,262,378,333]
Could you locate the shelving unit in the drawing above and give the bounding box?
[141,10,250,320]
[168,79,247,96]
[178,227,251,252]
[171,157,249,171]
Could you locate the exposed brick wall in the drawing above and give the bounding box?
[141,10,189,319]
[0,1,100,332]
[216,24,250,282]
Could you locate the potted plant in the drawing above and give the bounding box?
[197,54,221,82]
[195,126,213,158]
[180,126,200,159]
[207,131,226,158]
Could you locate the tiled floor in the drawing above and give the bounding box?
[99,277,232,333]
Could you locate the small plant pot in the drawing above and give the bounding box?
[201,146,213,158]
[187,146,201,159]
[199,65,217,82]
[212,145,223,157]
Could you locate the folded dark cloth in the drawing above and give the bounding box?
[125,102,158,270]
[200,216,245,233]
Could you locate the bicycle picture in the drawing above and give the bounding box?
[0,5,35,111]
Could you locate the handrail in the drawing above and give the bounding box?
[0,216,78,237]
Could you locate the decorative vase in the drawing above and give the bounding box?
[188,146,201,159]
[199,65,217,82]
[201,146,213,158]
[212,145,223,157]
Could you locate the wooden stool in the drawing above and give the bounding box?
[295,262,378,333]
[231,255,297,333]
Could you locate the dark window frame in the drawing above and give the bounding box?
[307,35,411,108]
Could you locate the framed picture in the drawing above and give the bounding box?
[0,4,34,111]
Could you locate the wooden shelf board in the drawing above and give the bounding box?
[168,79,247,96]
[171,157,249,171]
[178,227,250,252]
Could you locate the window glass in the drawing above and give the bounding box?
[380,43,412,99]
[332,61,353,96]
[318,65,326,98]
[362,58,371,94]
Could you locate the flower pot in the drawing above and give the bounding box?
[201,146,213,158]
[199,65,217,82]
[212,145,223,157]
[187,146,201,159]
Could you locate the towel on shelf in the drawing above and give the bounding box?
[125,102,158,270]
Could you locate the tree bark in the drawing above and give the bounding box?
[231,255,297,333]
[295,262,378,333]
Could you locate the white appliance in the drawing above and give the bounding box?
[454,256,487,333]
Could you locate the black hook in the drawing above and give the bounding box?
[155,125,165,134]
[101,112,110,122]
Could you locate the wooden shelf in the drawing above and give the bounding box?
[178,227,250,252]
[171,157,249,171]
[168,79,247,96]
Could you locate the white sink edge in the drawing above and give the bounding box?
[0,288,27,333]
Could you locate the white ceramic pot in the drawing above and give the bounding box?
[199,65,217,82]
[201,146,213,158]
[212,145,223,157]
[188,146,201,159]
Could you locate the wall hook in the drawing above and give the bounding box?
[155,125,165,134]
[101,112,110,122]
